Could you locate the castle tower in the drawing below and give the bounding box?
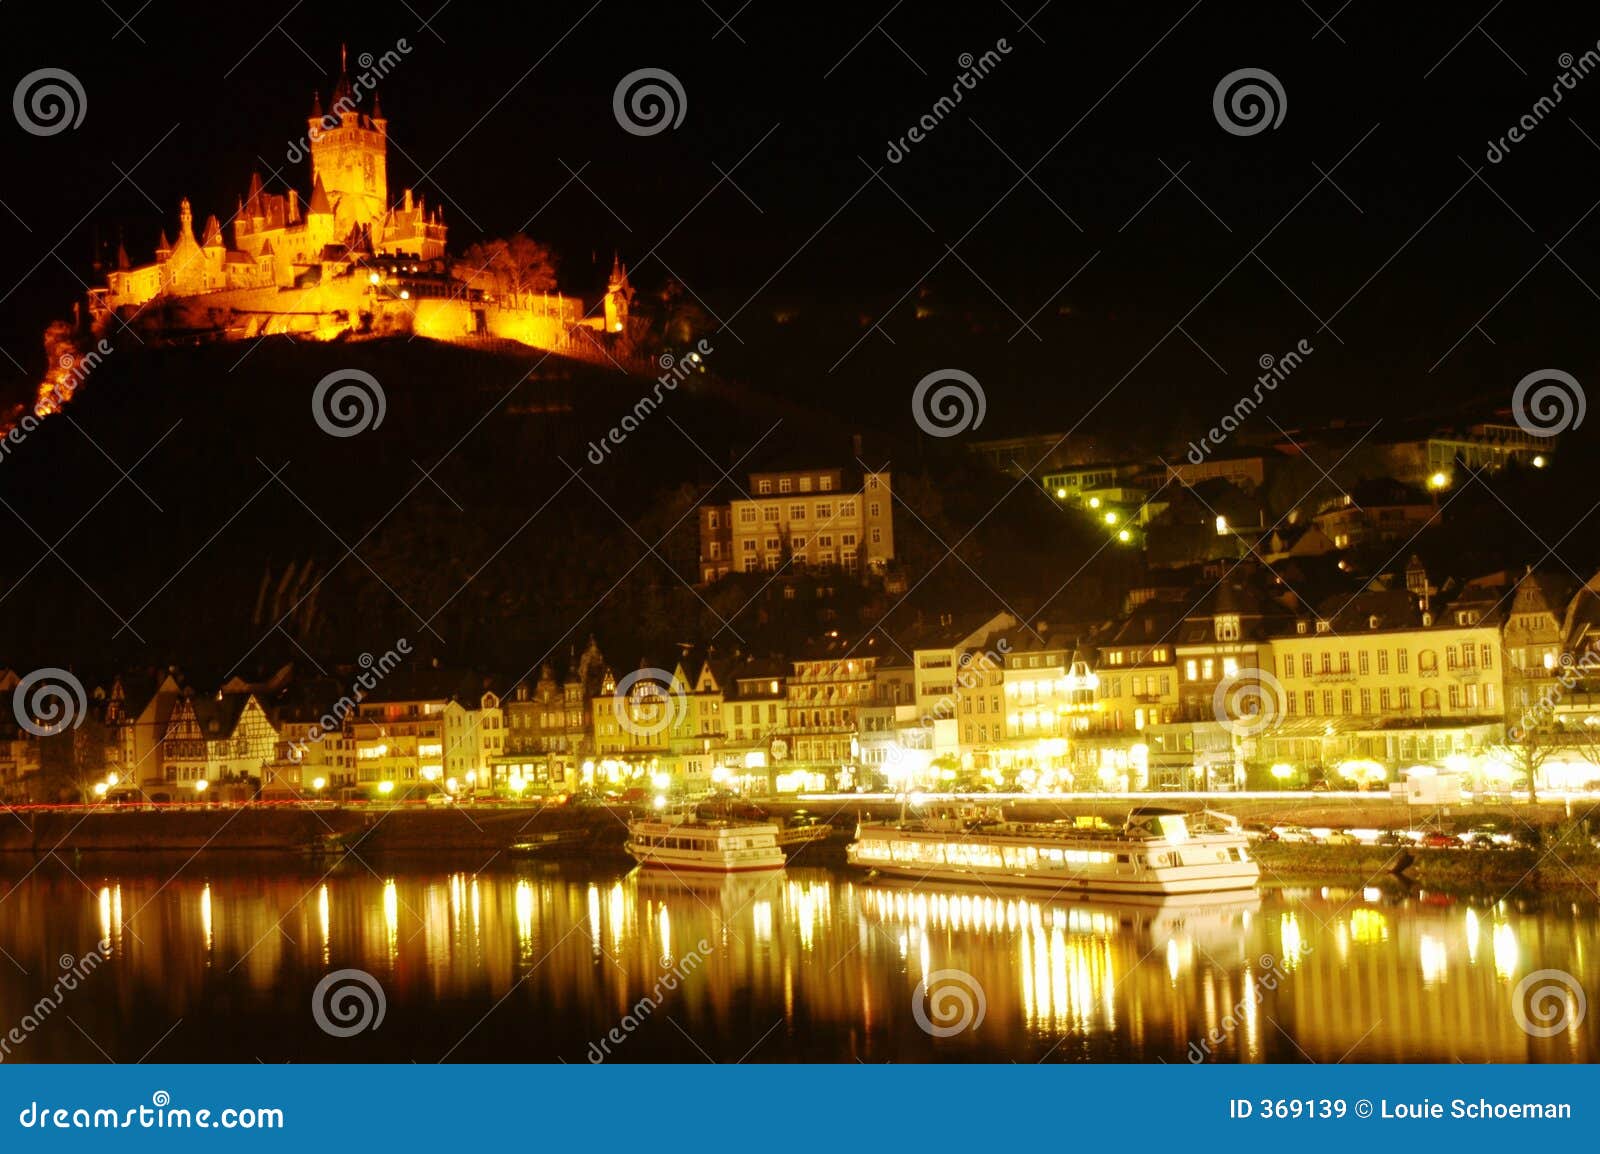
[308,46,388,237]
[603,252,633,334]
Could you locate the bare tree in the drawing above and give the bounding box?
[455,235,559,306]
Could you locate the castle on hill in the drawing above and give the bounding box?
[88,49,627,351]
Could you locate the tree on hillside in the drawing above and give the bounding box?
[455,235,559,306]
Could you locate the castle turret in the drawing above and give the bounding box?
[177,197,195,243]
[308,173,332,216]
[245,172,265,225]
[155,230,171,260]
[603,251,633,334]
[202,214,223,248]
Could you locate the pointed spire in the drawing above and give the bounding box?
[246,171,264,217]
[178,197,194,241]
[311,89,323,119]
[308,173,332,215]
[372,90,384,120]
[331,44,354,108]
[116,234,130,270]
[156,230,171,256]
[202,214,223,247]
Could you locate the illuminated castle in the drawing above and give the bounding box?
[86,49,605,350]
[94,50,444,319]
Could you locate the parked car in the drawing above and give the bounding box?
[1375,830,1410,847]
[1420,830,1462,848]
[1461,824,1514,849]
[1323,830,1359,846]
[1272,825,1319,843]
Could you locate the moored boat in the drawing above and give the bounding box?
[846,805,1259,896]
[626,812,786,873]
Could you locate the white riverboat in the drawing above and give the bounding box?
[626,813,787,874]
[847,805,1259,896]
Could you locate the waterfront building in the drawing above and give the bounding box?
[713,658,788,791]
[344,670,484,793]
[443,690,504,793]
[497,640,606,794]
[1260,584,1506,788]
[158,691,279,793]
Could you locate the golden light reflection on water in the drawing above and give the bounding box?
[0,862,1595,1063]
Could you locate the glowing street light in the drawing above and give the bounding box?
[311,776,327,792]
[1116,528,1132,543]
[1428,471,1449,490]
[1532,455,1546,468]
[1103,510,1118,525]
[377,780,394,796]
[194,778,209,794]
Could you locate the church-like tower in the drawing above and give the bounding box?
[309,46,389,236]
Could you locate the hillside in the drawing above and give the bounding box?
[0,335,1109,679]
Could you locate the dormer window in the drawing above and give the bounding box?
[1315,620,1331,634]
[1368,615,1380,630]
[1296,621,1308,635]
[1215,614,1241,642]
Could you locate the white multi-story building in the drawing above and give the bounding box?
[698,467,895,583]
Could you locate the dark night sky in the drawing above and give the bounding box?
[1,1,1597,437]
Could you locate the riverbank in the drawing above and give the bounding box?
[5,802,1596,897]
[0,804,632,857]
[1251,840,1600,892]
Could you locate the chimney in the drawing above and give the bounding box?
[287,188,299,223]
[404,188,414,212]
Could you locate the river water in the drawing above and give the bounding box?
[0,855,1593,1063]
